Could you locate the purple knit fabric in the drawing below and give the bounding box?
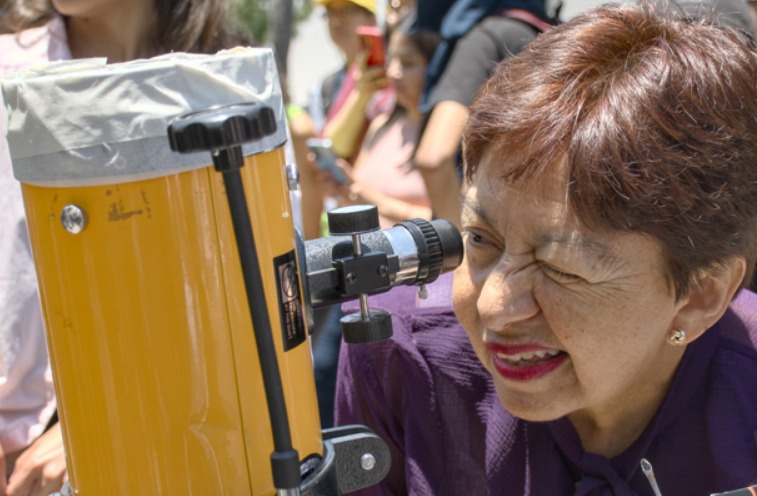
[334,273,757,495]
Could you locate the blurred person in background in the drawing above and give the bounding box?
[0,1,248,494]
[298,0,389,238]
[306,0,391,158]
[412,0,554,229]
[321,12,440,228]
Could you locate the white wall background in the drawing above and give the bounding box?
[286,0,611,106]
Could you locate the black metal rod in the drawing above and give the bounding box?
[221,168,301,491]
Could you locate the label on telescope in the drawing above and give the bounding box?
[274,250,306,351]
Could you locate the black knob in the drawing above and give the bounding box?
[167,102,277,154]
[328,205,380,235]
[340,310,393,344]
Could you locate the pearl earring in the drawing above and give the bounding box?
[668,328,686,346]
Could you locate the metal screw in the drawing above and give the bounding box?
[345,272,357,285]
[360,453,376,471]
[377,264,388,277]
[61,205,87,234]
[285,163,300,191]
[418,284,428,300]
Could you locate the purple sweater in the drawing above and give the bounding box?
[334,273,757,495]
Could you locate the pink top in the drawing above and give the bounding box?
[0,17,70,454]
[353,116,430,229]
[0,17,71,73]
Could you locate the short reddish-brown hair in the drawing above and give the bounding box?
[463,3,757,298]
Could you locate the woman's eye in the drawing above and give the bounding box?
[463,229,491,247]
[540,263,581,282]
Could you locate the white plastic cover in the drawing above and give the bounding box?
[1,47,288,186]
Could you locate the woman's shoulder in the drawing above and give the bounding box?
[0,17,70,74]
[706,292,757,404]
[691,290,757,488]
[719,289,757,355]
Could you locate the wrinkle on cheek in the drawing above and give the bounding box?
[535,279,604,347]
[543,273,634,309]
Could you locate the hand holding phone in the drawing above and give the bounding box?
[356,26,386,67]
[306,138,347,185]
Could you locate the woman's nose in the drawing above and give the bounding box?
[477,257,539,331]
[387,60,401,81]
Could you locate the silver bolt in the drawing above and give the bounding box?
[417,284,428,300]
[360,453,377,471]
[61,205,87,234]
[285,163,300,191]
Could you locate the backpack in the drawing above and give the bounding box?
[481,8,555,62]
[418,0,559,112]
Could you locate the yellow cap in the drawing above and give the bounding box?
[315,0,377,15]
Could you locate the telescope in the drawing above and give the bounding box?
[1,49,463,494]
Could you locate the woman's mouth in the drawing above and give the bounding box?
[496,348,561,365]
[485,343,568,381]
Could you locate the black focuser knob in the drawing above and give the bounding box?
[167,102,277,155]
[328,205,380,235]
[341,311,393,344]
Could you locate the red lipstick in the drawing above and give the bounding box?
[485,342,567,381]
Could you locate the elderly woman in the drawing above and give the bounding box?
[335,2,757,495]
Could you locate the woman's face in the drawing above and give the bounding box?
[452,152,688,428]
[325,1,374,57]
[386,31,427,110]
[52,0,153,21]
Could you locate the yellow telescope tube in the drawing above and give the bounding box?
[3,50,321,494]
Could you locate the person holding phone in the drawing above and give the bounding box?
[298,0,390,240]
[309,0,394,162]
[321,25,393,162]
[322,13,440,229]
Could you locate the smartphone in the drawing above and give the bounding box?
[356,26,386,67]
[306,138,347,185]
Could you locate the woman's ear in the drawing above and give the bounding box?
[673,256,747,343]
